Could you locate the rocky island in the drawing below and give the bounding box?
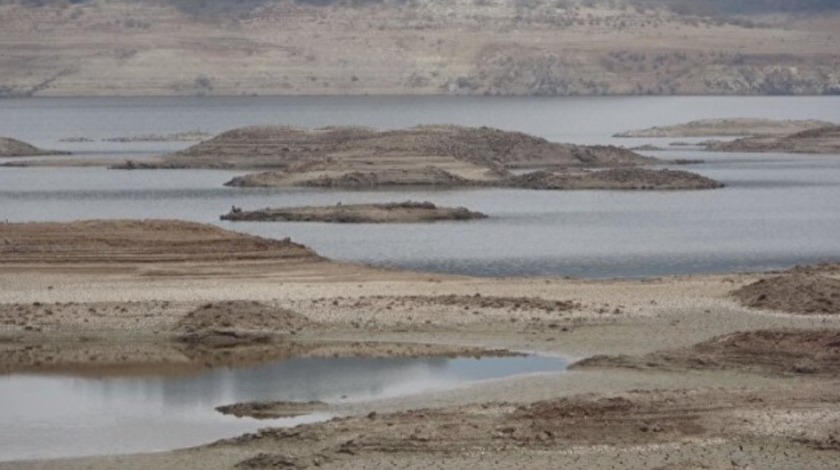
[220,201,488,224]
[614,118,834,138]
[0,137,69,157]
[708,125,840,154]
[508,168,724,190]
[115,125,722,190]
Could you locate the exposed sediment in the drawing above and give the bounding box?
[732,273,840,315]
[220,202,487,224]
[573,329,840,377]
[0,219,318,264]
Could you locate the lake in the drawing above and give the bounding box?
[1,96,840,277]
[0,354,568,461]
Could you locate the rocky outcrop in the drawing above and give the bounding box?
[220,201,488,224]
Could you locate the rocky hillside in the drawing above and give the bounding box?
[1,0,840,96]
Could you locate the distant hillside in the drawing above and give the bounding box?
[1,0,839,96]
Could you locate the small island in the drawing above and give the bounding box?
[508,168,724,190]
[614,118,833,138]
[0,137,69,157]
[220,201,488,224]
[708,125,840,154]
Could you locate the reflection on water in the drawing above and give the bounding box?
[0,355,567,461]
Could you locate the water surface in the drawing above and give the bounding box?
[0,354,567,461]
[1,96,840,277]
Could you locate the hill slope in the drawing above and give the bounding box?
[1,0,840,96]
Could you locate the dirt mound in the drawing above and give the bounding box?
[0,137,68,157]
[732,274,840,314]
[576,329,840,376]
[221,201,487,223]
[0,219,319,264]
[508,168,723,190]
[176,301,311,334]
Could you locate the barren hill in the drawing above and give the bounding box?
[2,0,840,96]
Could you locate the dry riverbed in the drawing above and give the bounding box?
[1,220,840,469]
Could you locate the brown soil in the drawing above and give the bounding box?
[574,329,840,377]
[732,273,840,314]
[0,137,68,157]
[709,125,840,154]
[224,383,840,470]
[508,168,723,190]
[220,202,487,223]
[216,401,328,420]
[614,118,834,138]
[394,294,578,313]
[0,219,319,264]
[176,301,312,335]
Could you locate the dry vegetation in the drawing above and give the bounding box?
[1,0,840,96]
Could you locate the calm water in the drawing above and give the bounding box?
[1,96,840,277]
[0,355,567,461]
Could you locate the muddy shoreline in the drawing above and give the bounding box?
[2,220,840,469]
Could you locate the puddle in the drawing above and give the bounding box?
[0,354,567,461]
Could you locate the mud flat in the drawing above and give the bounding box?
[3,221,840,469]
[0,137,68,157]
[614,118,834,138]
[220,202,487,224]
[508,168,723,190]
[708,125,840,154]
